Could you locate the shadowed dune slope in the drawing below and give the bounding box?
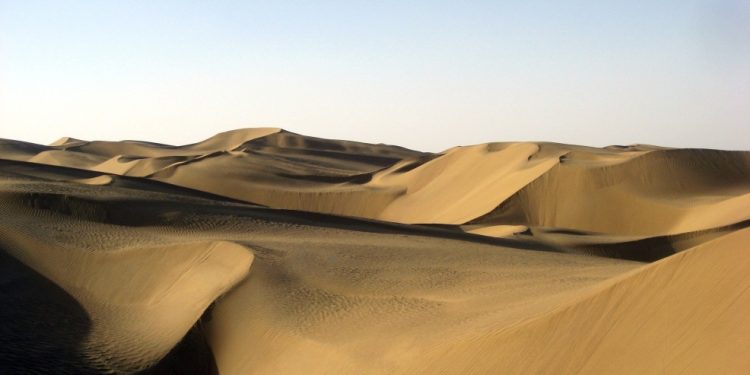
[0,248,98,374]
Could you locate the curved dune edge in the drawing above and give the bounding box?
[464,218,750,262]
[0,221,254,373]
[73,175,114,186]
[416,228,750,374]
[373,143,562,224]
[461,224,529,237]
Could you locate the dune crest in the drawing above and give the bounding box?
[0,193,253,372]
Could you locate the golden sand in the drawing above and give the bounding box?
[0,129,747,373]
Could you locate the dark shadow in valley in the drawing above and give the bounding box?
[0,248,99,374]
[139,306,219,375]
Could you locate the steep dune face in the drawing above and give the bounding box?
[371,142,562,223]
[0,130,748,374]
[472,147,750,236]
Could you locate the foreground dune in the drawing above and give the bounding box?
[0,129,748,374]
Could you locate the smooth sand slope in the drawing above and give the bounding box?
[0,129,748,374]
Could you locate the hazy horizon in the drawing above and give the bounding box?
[2,0,749,152]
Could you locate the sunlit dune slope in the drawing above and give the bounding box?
[418,227,750,375]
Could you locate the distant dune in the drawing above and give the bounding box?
[0,129,748,374]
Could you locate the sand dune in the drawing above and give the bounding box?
[0,184,252,373]
[0,129,748,374]
[473,147,750,236]
[3,129,748,235]
[417,227,750,374]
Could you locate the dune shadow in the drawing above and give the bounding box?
[0,248,99,374]
[574,219,750,262]
[138,317,219,375]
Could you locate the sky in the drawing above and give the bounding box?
[1,0,749,151]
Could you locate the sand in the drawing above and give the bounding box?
[0,129,748,374]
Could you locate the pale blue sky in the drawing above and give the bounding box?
[1,0,749,151]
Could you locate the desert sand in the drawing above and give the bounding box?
[0,128,748,374]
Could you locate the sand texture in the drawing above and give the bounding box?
[0,129,748,374]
